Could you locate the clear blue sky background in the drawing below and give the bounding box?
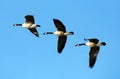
[0,0,120,79]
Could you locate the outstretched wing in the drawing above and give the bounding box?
[58,36,67,53]
[28,28,39,37]
[25,15,35,24]
[85,38,99,44]
[89,47,100,68]
[53,19,66,32]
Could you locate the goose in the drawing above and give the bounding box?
[43,19,74,54]
[13,15,40,37]
[75,38,106,68]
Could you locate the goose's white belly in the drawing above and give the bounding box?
[54,31,64,36]
[22,23,36,28]
[86,42,95,47]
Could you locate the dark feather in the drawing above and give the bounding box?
[87,38,99,44]
[58,36,67,53]
[53,19,66,32]
[89,47,100,68]
[25,15,35,24]
[28,28,39,37]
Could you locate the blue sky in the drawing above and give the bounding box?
[0,0,120,79]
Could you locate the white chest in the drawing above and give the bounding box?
[22,23,36,28]
[86,42,96,47]
[54,31,64,36]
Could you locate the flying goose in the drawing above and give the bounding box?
[13,15,40,37]
[75,38,106,68]
[43,19,74,54]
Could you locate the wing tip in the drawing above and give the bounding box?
[58,50,62,54]
[53,18,58,20]
[25,15,34,17]
[89,65,94,69]
[53,18,60,23]
[34,33,39,37]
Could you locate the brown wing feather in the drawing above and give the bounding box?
[89,47,100,68]
[88,38,99,44]
[25,15,35,24]
[53,19,66,32]
[58,36,67,53]
[28,28,39,37]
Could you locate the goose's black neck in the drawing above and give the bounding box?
[43,32,53,35]
[13,24,22,26]
[75,43,85,46]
